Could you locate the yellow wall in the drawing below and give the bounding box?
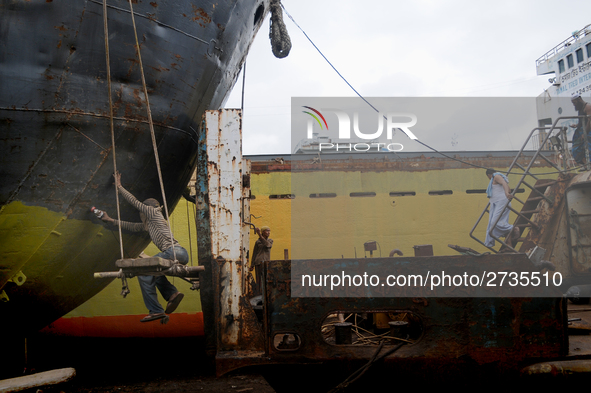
[249,167,556,259]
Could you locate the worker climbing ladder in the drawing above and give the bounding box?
[470,114,591,254]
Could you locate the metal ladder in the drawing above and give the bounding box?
[470,115,588,253]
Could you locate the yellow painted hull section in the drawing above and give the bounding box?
[0,201,148,333]
[41,199,201,336]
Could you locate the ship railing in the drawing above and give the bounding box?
[536,24,591,67]
[470,115,590,253]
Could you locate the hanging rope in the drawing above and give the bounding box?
[186,198,194,266]
[102,0,123,259]
[241,61,246,112]
[269,0,291,58]
[127,0,177,263]
[103,0,130,297]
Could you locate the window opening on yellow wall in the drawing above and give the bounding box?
[349,192,376,197]
[269,194,295,199]
[309,193,337,198]
[429,190,453,196]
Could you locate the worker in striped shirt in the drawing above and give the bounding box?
[101,172,187,323]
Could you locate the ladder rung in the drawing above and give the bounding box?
[534,180,556,189]
[536,151,565,172]
[514,162,538,180]
[508,206,541,230]
[512,196,526,205]
[522,180,537,191]
[522,180,554,204]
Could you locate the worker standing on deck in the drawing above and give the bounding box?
[485,169,520,249]
[250,226,273,296]
[100,172,187,323]
[570,95,591,166]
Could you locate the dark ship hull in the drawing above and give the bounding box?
[0,0,269,336]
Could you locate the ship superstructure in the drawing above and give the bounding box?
[536,24,591,141]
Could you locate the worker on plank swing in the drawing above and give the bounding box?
[100,171,187,323]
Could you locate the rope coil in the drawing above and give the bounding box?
[269,0,291,58]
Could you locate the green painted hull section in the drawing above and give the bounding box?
[62,198,200,319]
[0,201,150,333]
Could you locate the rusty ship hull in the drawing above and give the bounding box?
[0,0,270,336]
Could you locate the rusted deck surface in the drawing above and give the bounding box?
[250,151,558,173]
[567,302,591,356]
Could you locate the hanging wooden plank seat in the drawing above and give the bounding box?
[94,257,204,279]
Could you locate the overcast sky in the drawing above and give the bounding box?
[223,0,591,155]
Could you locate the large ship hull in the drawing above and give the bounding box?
[0,0,270,336]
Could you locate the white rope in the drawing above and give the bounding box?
[127,0,177,262]
[102,0,124,260]
[103,0,130,297]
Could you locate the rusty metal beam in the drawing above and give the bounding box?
[196,109,265,359]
